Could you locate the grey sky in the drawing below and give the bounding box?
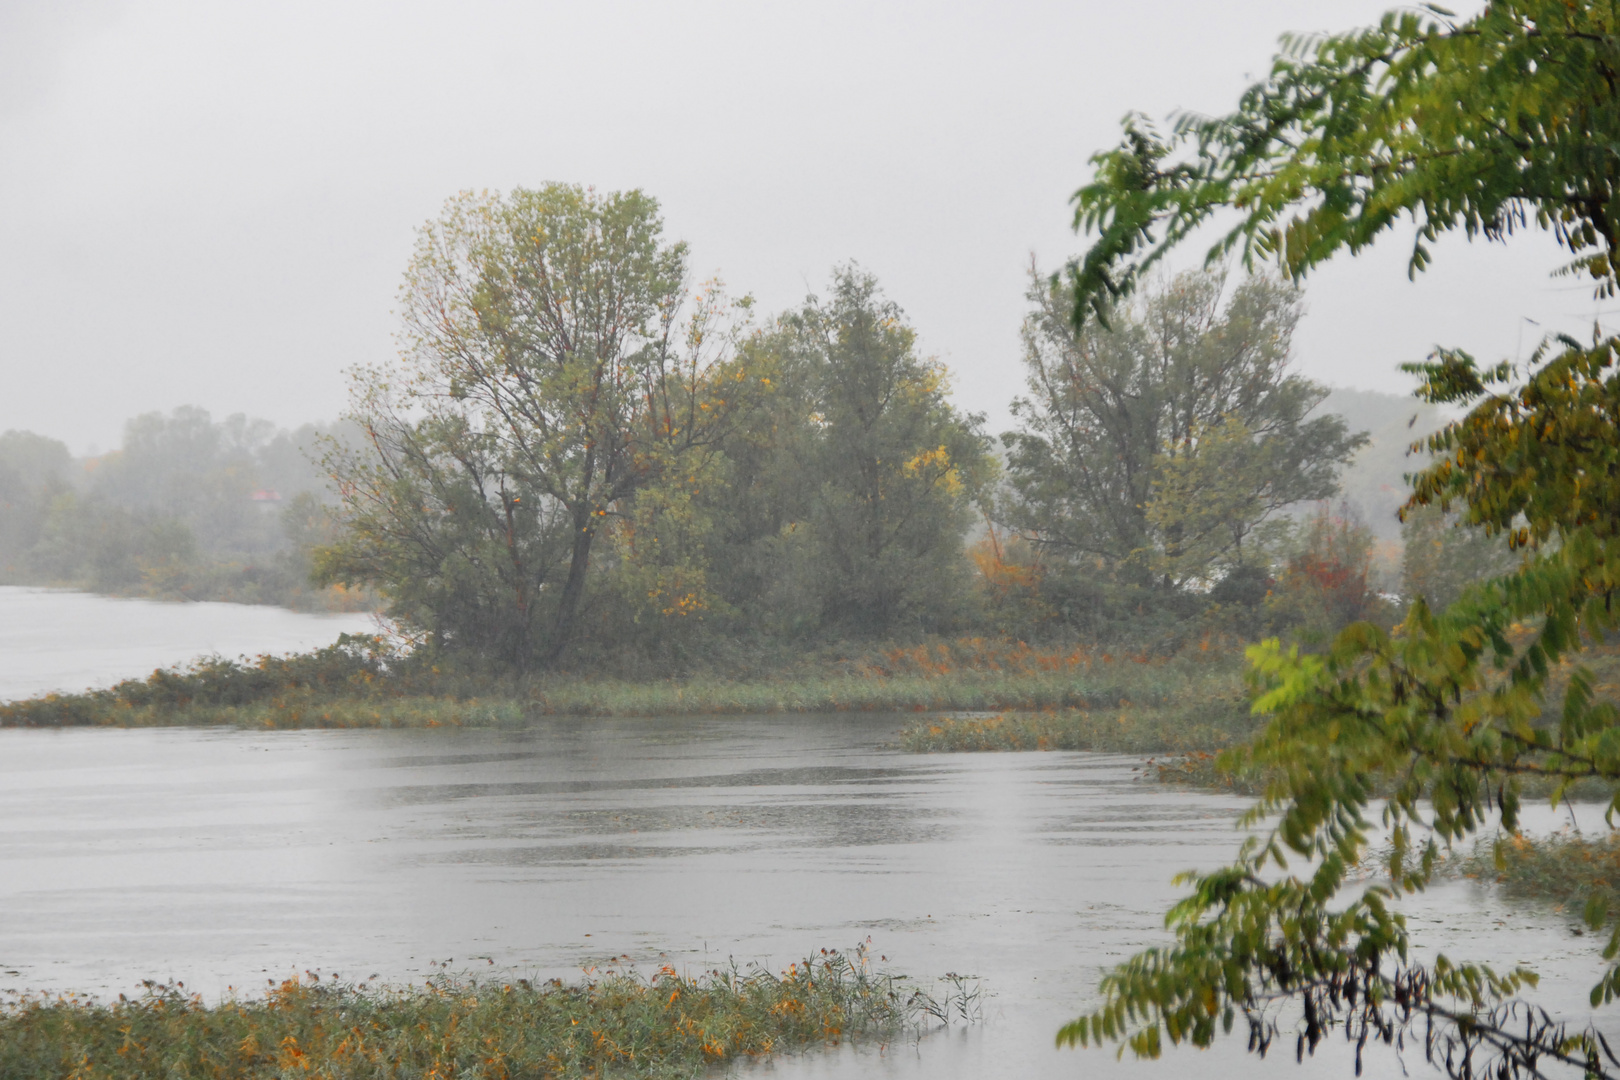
[1,0,1609,455]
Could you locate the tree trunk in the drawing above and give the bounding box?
[544,510,596,666]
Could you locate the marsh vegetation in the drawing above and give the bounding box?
[0,950,962,1080]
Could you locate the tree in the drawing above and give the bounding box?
[694,321,820,633]
[1065,1,1619,325]
[698,267,991,638]
[1401,502,1521,613]
[783,267,991,637]
[1002,266,1361,593]
[0,431,71,579]
[1059,3,1620,1077]
[318,185,758,669]
[1263,501,1388,642]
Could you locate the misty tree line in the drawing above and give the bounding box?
[0,409,361,610]
[0,183,1510,664]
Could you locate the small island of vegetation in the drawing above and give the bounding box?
[3,195,1479,762]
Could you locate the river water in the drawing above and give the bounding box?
[0,586,377,702]
[0,590,1612,1078]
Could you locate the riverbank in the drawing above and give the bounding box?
[0,635,1254,757]
[0,949,953,1080]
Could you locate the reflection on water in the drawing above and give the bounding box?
[0,716,1603,1078]
[0,586,377,701]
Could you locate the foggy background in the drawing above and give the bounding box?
[1,0,1608,455]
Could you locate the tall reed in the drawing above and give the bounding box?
[0,949,951,1080]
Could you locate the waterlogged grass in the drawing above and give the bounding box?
[533,655,1231,720]
[0,950,970,1080]
[1453,830,1620,919]
[897,701,1253,755]
[897,633,1620,798]
[897,659,1252,756]
[0,635,1250,729]
[3,694,532,730]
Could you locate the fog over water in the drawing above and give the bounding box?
[1,1,1610,453]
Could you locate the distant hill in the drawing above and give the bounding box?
[1318,387,1448,543]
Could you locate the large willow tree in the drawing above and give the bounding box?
[318,185,757,669]
[1058,3,1620,1078]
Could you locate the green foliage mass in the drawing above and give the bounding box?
[707,266,992,639]
[1059,1,1620,1076]
[1067,0,1620,322]
[998,267,1364,631]
[315,184,741,672]
[1064,337,1620,1075]
[316,195,992,669]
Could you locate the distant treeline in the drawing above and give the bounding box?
[0,409,368,611]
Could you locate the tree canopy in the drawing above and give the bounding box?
[781,268,991,636]
[1003,267,1361,593]
[1067,0,1620,328]
[685,267,991,640]
[318,200,989,667]
[318,185,760,669]
[1059,2,1620,1077]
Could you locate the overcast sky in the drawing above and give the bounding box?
[1,0,1611,455]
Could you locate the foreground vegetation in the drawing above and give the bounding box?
[1054,1,1620,1076]
[0,949,960,1080]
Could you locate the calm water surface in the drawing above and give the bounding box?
[1,717,1608,1079]
[0,590,1609,1078]
[0,586,376,701]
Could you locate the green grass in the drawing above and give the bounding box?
[0,949,968,1080]
[0,635,1250,729]
[897,698,1253,756]
[895,649,1253,757]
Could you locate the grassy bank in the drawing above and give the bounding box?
[0,950,962,1080]
[0,635,1249,730]
[896,694,1252,756]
